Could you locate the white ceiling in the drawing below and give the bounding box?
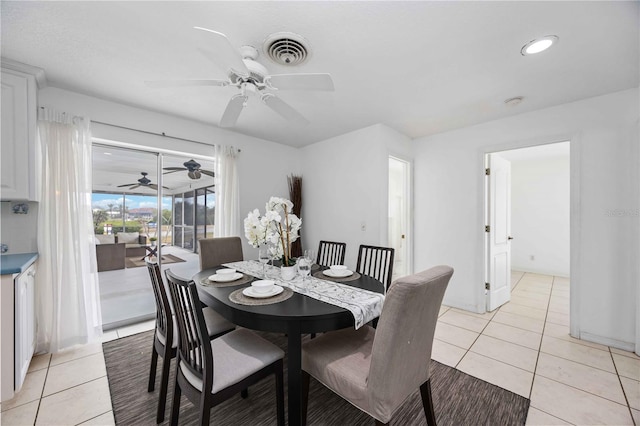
[1,1,638,147]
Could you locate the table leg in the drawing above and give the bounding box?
[287,323,302,426]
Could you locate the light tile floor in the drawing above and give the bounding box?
[434,271,640,425]
[2,272,639,425]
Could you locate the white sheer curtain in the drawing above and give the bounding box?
[36,108,102,353]
[213,145,241,237]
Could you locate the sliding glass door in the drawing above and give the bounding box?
[92,145,215,329]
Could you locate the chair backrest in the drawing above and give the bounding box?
[145,259,172,344]
[367,265,453,421]
[164,269,213,390]
[355,245,395,291]
[316,240,346,267]
[198,237,244,270]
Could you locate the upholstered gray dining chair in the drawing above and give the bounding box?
[145,260,235,423]
[301,265,454,426]
[316,240,347,267]
[356,244,395,292]
[198,236,244,270]
[165,270,285,426]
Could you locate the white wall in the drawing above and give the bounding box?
[301,124,412,269]
[510,155,570,276]
[413,88,639,350]
[0,201,38,254]
[38,87,301,258]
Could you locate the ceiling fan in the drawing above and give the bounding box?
[117,172,169,191]
[146,27,335,128]
[163,159,214,180]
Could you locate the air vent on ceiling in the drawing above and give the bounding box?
[263,32,309,66]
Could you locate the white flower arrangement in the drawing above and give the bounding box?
[244,196,301,266]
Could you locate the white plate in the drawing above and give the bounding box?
[208,272,243,283]
[243,285,284,299]
[323,269,354,278]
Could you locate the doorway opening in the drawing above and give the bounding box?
[388,156,412,280]
[484,142,570,312]
[92,143,215,329]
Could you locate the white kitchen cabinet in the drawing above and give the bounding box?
[0,259,37,402]
[14,262,36,391]
[1,67,37,201]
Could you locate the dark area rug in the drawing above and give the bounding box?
[125,254,185,269]
[104,330,529,425]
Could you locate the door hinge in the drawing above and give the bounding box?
[485,225,490,232]
[485,168,490,175]
[485,282,490,290]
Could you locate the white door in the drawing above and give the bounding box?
[486,153,512,311]
[388,157,410,279]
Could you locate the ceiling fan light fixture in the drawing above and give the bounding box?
[521,35,558,56]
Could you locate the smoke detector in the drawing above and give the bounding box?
[263,32,309,66]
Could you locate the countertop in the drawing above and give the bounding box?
[0,253,38,275]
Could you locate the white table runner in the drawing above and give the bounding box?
[223,260,384,329]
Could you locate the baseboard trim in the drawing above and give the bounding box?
[580,331,635,353]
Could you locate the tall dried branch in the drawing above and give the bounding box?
[288,174,303,258]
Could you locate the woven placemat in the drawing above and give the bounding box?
[199,273,254,288]
[312,270,362,282]
[229,286,294,306]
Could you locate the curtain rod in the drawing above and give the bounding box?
[92,119,231,149]
[91,120,240,152]
[38,107,240,151]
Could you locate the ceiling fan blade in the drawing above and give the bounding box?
[219,94,247,128]
[148,184,159,190]
[200,170,215,178]
[266,73,334,91]
[145,79,229,88]
[261,94,309,126]
[163,167,186,171]
[116,183,135,188]
[194,27,250,79]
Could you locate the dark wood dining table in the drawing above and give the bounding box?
[192,266,384,426]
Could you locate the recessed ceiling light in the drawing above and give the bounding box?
[104,152,112,156]
[521,35,558,56]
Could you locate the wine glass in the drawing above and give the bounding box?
[258,246,270,278]
[297,257,311,290]
[304,249,315,264]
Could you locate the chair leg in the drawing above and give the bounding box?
[156,351,171,423]
[275,361,285,426]
[420,379,437,426]
[240,388,249,399]
[170,374,181,426]
[148,344,158,392]
[198,394,211,426]
[301,370,310,426]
